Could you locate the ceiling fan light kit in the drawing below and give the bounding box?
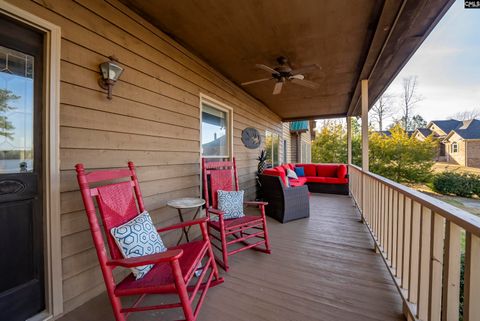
[241,56,320,95]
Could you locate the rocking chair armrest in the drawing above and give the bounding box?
[244,201,268,207]
[207,207,225,216]
[107,249,183,268]
[156,217,209,233]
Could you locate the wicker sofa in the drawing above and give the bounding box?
[259,163,348,223]
[258,174,310,223]
[263,163,349,195]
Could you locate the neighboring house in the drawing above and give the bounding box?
[443,119,480,168]
[413,119,480,168]
[413,120,462,161]
[289,121,312,163]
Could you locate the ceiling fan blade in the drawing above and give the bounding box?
[255,64,280,75]
[273,81,283,95]
[291,64,320,75]
[291,78,320,89]
[241,78,272,86]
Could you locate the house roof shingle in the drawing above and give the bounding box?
[453,119,480,139]
[416,128,432,137]
[430,120,462,135]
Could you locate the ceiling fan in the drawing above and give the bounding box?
[241,56,320,95]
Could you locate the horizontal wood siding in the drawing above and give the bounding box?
[6,0,283,313]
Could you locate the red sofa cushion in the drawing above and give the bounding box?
[263,168,287,185]
[289,177,308,187]
[306,177,348,184]
[337,164,347,178]
[296,164,316,177]
[281,164,291,174]
[316,164,338,178]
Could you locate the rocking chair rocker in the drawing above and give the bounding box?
[76,162,223,321]
[202,158,271,271]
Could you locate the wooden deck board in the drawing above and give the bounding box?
[57,194,404,321]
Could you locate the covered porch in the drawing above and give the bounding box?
[3,1,479,321]
[57,193,404,321]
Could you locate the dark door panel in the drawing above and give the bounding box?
[0,14,45,321]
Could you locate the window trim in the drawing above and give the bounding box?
[451,142,458,153]
[199,94,233,159]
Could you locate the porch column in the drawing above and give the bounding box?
[347,116,352,165]
[361,79,369,172]
[361,79,368,223]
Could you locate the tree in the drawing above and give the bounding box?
[449,107,480,121]
[370,93,396,131]
[0,89,17,140]
[311,119,361,165]
[390,114,427,131]
[369,124,437,183]
[400,76,423,131]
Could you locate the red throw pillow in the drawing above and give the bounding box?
[316,165,338,177]
[337,165,347,178]
[298,164,316,177]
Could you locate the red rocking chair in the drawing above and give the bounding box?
[202,158,271,271]
[76,162,223,321]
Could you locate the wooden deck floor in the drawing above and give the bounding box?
[58,194,404,321]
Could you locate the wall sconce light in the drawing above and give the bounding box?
[98,56,124,99]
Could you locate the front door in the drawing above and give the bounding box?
[0,15,45,321]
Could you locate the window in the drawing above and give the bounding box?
[451,142,458,153]
[201,99,231,158]
[265,130,280,167]
[283,139,288,164]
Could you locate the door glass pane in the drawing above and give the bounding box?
[0,45,34,173]
[201,103,229,157]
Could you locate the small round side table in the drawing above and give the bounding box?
[167,197,205,245]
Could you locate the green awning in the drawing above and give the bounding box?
[290,121,309,132]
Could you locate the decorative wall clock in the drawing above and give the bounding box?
[241,127,261,149]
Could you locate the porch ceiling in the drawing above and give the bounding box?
[122,0,453,121]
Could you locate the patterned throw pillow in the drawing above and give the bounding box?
[111,211,167,279]
[286,168,298,179]
[217,190,245,220]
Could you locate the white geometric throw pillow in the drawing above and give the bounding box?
[286,168,298,179]
[217,190,245,220]
[110,211,166,279]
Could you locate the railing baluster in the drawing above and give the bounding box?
[441,221,461,321]
[386,187,391,262]
[464,232,480,321]
[402,197,411,290]
[408,201,421,304]
[428,213,445,321]
[396,194,404,279]
[417,206,431,320]
[392,190,398,272]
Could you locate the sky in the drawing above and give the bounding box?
[382,0,480,127]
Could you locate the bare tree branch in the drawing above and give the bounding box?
[449,107,480,121]
[400,76,424,130]
[370,93,396,131]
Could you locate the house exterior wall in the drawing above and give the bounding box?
[282,122,291,163]
[5,0,283,313]
[290,130,311,163]
[466,141,480,168]
[445,132,466,166]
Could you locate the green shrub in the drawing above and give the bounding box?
[432,172,480,197]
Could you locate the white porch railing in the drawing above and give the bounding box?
[349,164,480,321]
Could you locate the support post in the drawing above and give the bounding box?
[361,79,369,172]
[347,116,352,166]
[361,79,369,222]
